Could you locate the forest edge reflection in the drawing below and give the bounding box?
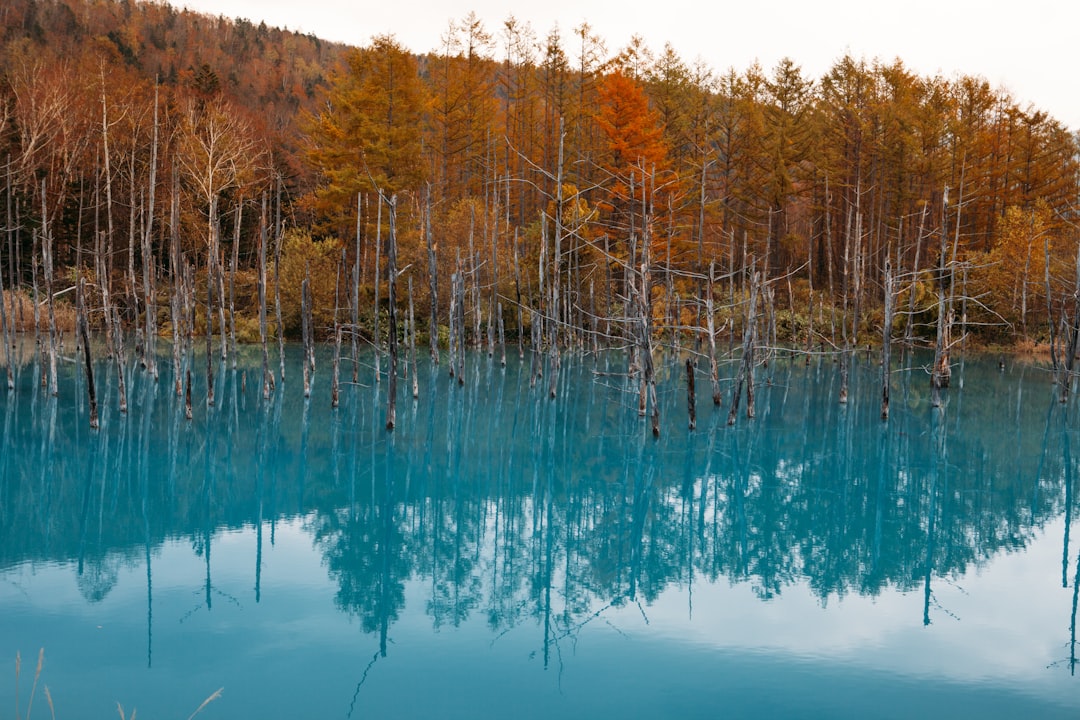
[1,346,1078,680]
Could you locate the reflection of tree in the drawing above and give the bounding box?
[311,430,410,654]
[2,352,1077,653]
[76,556,119,603]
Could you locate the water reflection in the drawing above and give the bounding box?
[0,344,1078,707]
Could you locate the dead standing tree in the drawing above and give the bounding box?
[728,268,761,426]
[174,94,265,405]
[881,259,895,420]
[932,186,955,408]
[383,193,400,430]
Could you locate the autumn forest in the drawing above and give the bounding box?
[2,0,1079,416]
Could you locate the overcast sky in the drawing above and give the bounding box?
[178,0,1080,130]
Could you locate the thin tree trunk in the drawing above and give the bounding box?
[426,185,439,364]
[352,192,361,383]
[206,226,215,408]
[128,148,140,354]
[514,227,524,359]
[100,86,117,359]
[229,201,241,369]
[301,267,312,398]
[385,195,399,430]
[373,197,382,383]
[0,217,11,389]
[171,169,183,397]
[259,194,273,399]
[332,249,343,409]
[707,263,721,405]
[882,259,894,420]
[1061,238,1080,403]
[932,187,952,407]
[686,357,696,430]
[77,278,98,429]
[145,84,160,380]
[728,269,759,425]
[548,123,565,400]
[456,258,465,384]
[904,204,928,348]
[409,275,418,399]
[274,179,285,384]
[40,183,58,397]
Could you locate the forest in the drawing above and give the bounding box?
[1,0,1079,419]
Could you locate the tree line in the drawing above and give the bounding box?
[1,0,1079,391]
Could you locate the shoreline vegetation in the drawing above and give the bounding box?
[0,0,1079,428]
[11,647,222,720]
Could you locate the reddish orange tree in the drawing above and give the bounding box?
[594,69,671,239]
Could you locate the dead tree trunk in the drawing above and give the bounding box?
[274,179,285,384]
[686,357,696,430]
[455,259,465,384]
[1060,240,1080,403]
[0,228,11,390]
[707,262,721,405]
[448,267,458,380]
[1047,234,1062,389]
[409,275,419,399]
[259,194,273,399]
[143,83,160,380]
[385,195,399,430]
[39,201,58,398]
[77,278,98,429]
[514,227,524,360]
[425,185,439,364]
[728,269,760,425]
[903,204,928,350]
[301,267,312,398]
[171,169,183,397]
[352,193,361,382]
[332,250,343,409]
[206,231,215,408]
[373,197,382,383]
[882,259,895,420]
[548,124,565,400]
[931,187,952,407]
[229,201,240,369]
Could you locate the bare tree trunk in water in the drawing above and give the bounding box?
[385,195,399,430]
[728,269,759,425]
[144,83,160,380]
[332,250,342,409]
[352,193,361,382]
[301,267,312,398]
[931,187,953,407]
[409,276,419,399]
[259,194,273,399]
[78,278,99,429]
[686,357,696,430]
[426,185,439,364]
[706,263,721,405]
[881,259,895,420]
[373,198,382,384]
[274,179,285,384]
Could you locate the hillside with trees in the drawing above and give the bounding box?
[1,0,1079,401]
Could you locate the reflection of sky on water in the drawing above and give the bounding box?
[2,511,1077,718]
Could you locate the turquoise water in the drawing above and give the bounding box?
[1,344,1078,718]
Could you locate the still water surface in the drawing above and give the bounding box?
[1,346,1078,718]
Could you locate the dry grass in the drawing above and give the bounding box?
[0,290,76,334]
[14,648,55,720]
[14,649,221,720]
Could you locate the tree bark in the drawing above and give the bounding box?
[385,195,399,429]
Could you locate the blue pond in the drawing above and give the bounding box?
[0,344,1078,719]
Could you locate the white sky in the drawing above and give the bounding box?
[178,0,1080,131]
